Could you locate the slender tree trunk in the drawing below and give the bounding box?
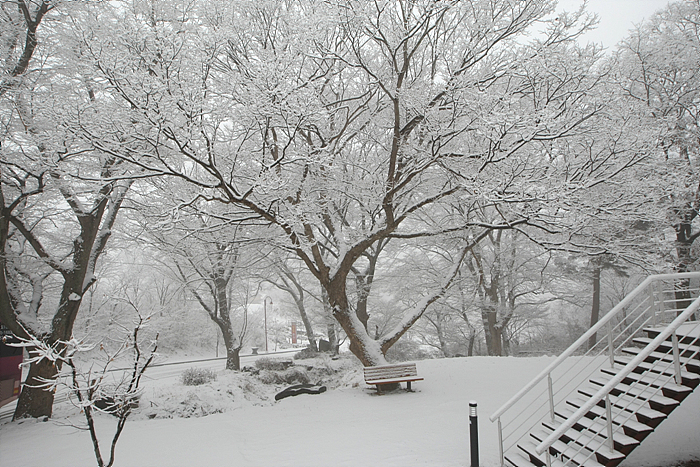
[295,298,317,352]
[674,199,697,319]
[467,328,476,356]
[588,265,601,350]
[432,314,451,357]
[321,288,341,356]
[502,331,511,356]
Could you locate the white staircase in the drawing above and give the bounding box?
[490,272,700,467]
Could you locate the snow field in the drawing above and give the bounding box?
[0,356,698,467]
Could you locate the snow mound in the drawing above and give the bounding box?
[138,354,362,419]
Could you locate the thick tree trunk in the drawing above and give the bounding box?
[226,346,241,371]
[13,355,57,420]
[326,279,386,366]
[219,319,241,371]
[481,309,501,356]
[354,270,372,332]
[355,291,370,331]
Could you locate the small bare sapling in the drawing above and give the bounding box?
[13,314,158,467]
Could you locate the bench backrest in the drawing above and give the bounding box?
[364,363,418,381]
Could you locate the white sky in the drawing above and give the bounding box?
[557,0,672,49]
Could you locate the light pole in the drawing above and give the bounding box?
[263,296,273,353]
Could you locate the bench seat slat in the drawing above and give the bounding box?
[364,369,418,378]
[365,363,416,370]
[364,371,417,376]
[365,376,424,385]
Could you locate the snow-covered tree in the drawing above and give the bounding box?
[0,0,140,419]
[132,184,268,370]
[74,0,651,367]
[615,0,700,307]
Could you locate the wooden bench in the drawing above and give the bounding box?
[363,363,423,393]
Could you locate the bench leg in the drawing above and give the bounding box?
[407,381,412,392]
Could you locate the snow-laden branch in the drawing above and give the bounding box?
[379,226,494,352]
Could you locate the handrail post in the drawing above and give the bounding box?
[605,395,614,453]
[672,331,682,385]
[607,319,615,368]
[546,451,552,467]
[547,373,555,422]
[497,417,504,467]
[649,281,657,326]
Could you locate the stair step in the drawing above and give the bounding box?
[589,375,680,414]
[517,440,569,467]
[632,337,700,359]
[554,406,640,454]
[505,452,537,467]
[577,385,668,427]
[566,396,654,440]
[541,420,627,464]
[506,451,564,467]
[643,325,700,345]
[530,429,605,467]
[621,347,700,374]
[600,366,693,401]
[614,355,700,387]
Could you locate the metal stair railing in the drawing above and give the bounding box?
[489,272,700,467]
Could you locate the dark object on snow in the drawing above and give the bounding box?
[274,383,327,401]
[242,365,260,375]
[318,339,332,352]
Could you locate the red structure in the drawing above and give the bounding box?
[0,320,22,408]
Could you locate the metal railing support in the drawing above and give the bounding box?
[672,332,682,385]
[650,282,657,326]
[497,417,504,467]
[548,373,555,422]
[607,320,615,368]
[605,395,614,453]
[546,451,552,467]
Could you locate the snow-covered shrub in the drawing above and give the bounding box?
[181,367,217,386]
[254,357,294,371]
[293,346,320,360]
[140,371,273,419]
[259,366,310,385]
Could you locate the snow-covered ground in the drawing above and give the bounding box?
[1,355,698,467]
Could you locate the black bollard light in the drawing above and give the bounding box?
[469,401,479,467]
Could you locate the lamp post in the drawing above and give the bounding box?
[263,296,273,353]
